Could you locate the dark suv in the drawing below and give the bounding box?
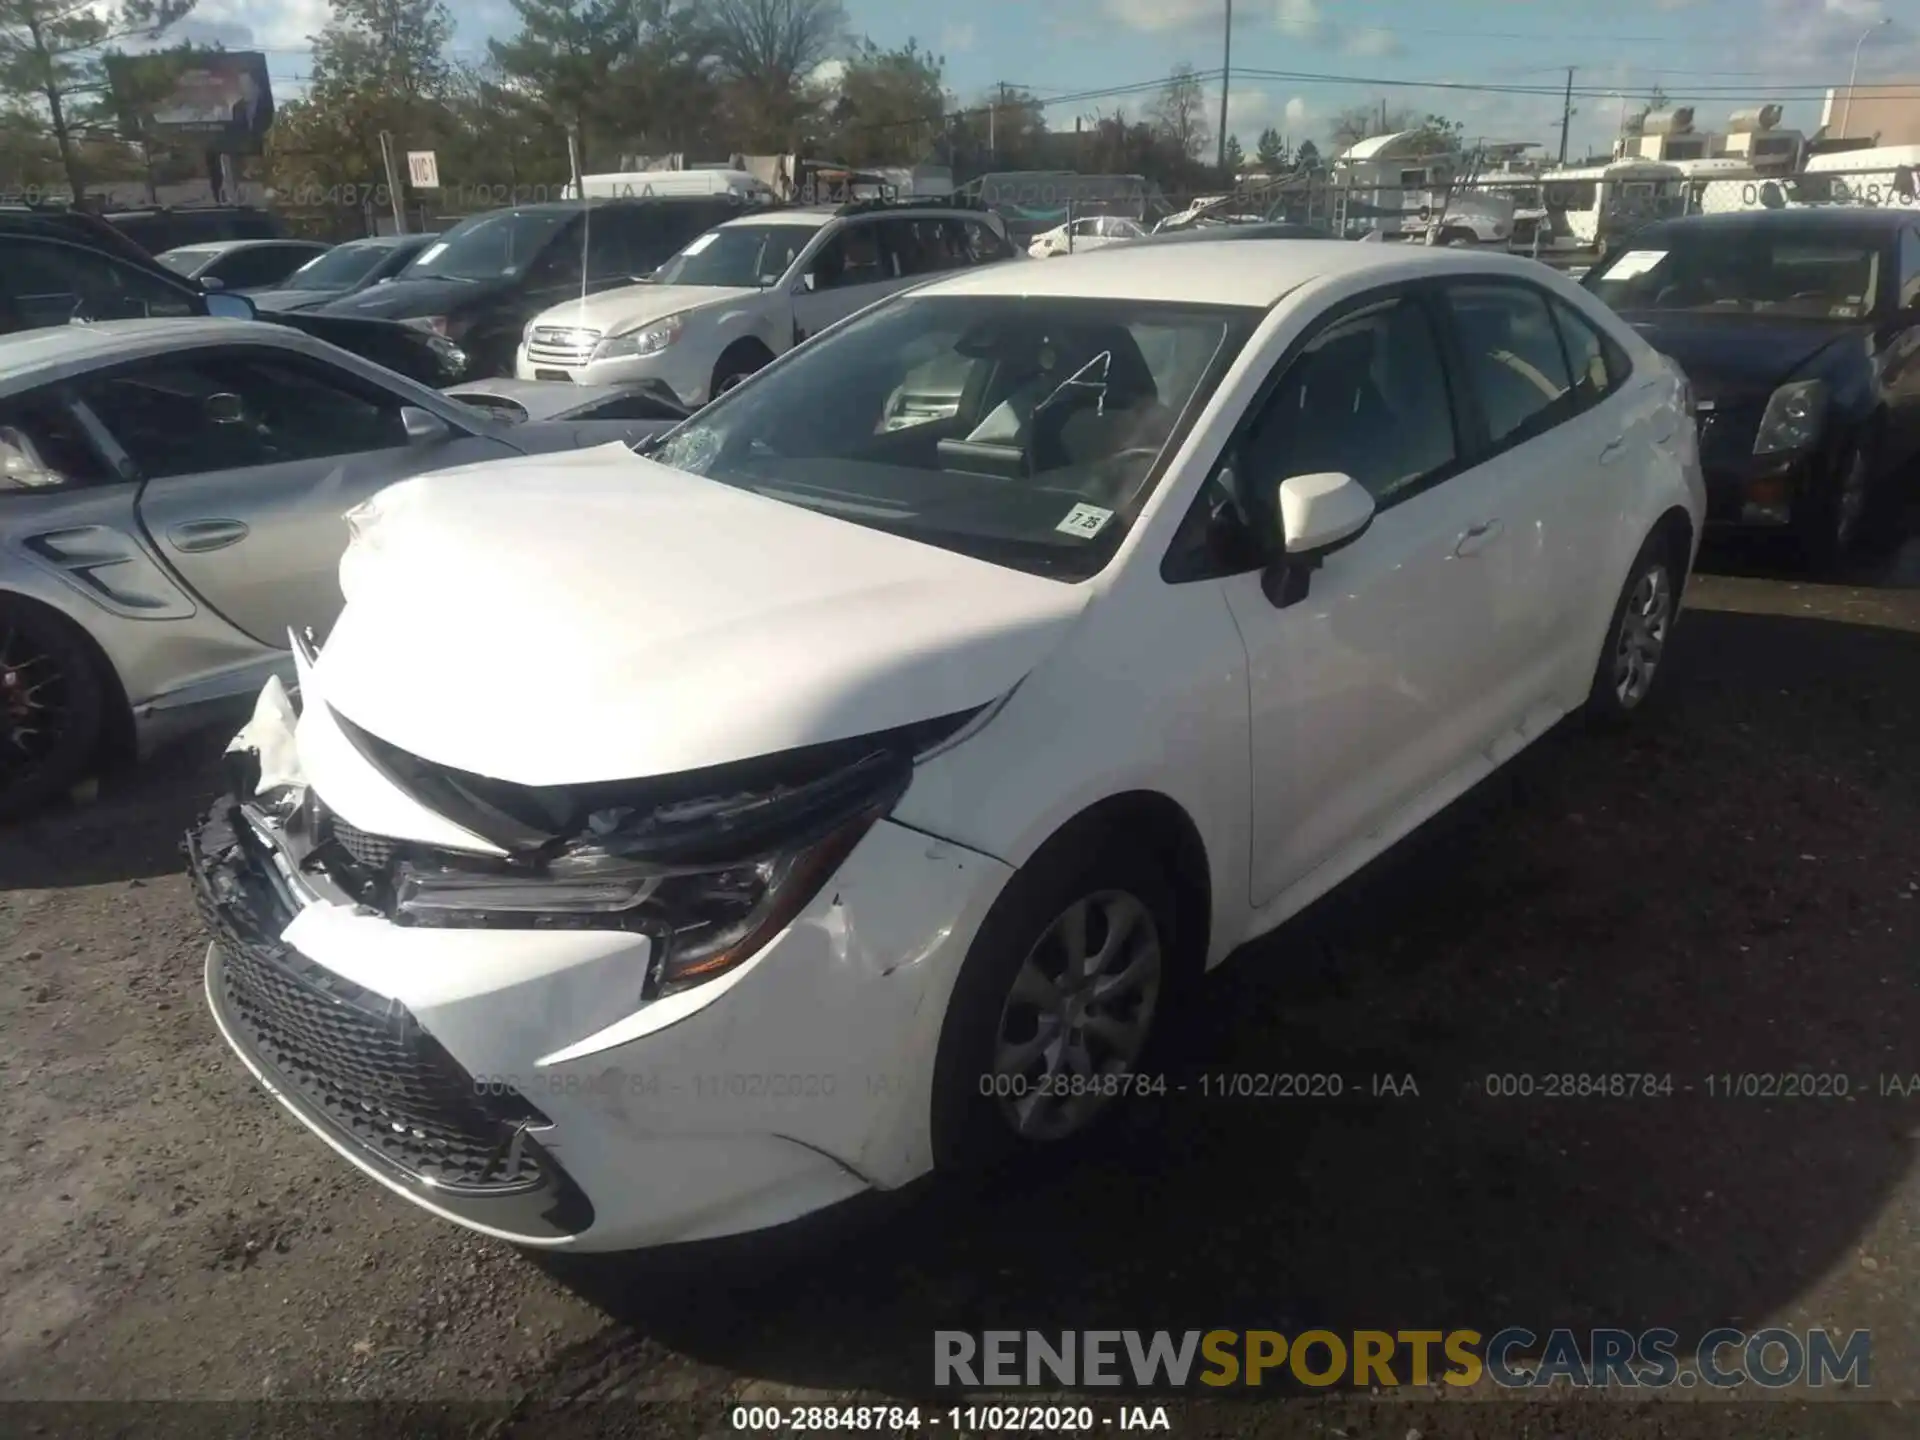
[0,207,468,385]
[316,196,751,376]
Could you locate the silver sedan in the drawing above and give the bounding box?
[0,318,679,817]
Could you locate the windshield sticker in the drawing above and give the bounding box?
[1603,249,1667,280]
[415,242,448,265]
[680,232,718,255]
[1057,502,1115,539]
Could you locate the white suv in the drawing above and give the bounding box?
[514,202,1018,406]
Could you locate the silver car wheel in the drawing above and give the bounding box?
[991,889,1162,1141]
[1613,562,1673,709]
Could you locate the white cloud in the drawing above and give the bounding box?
[188,0,330,51]
[938,21,975,52]
[1275,0,1323,40]
[1103,0,1222,31]
[1343,25,1399,57]
[1284,95,1310,125]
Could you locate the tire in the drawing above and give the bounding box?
[1584,529,1681,728]
[931,835,1178,1171]
[1439,226,1473,247]
[709,348,768,400]
[1795,438,1877,573]
[0,600,107,822]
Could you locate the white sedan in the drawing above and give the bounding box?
[196,239,1703,1252]
[1028,214,1148,257]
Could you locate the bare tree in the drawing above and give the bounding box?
[705,0,845,147]
[1147,62,1210,161]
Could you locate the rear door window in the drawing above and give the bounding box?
[1442,281,1579,450]
[0,238,198,329]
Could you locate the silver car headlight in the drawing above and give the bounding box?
[592,314,684,362]
[1752,379,1827,455]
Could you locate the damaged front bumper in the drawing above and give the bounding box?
[189,664,1015,1252]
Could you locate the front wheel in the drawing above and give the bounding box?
[931,840,1175,1170]
[0,601,106,821]
[1795,441,1876,572]
[1585,531,1679,726]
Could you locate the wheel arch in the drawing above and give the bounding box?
[0,585,133,763]
[1016,788,1214,983]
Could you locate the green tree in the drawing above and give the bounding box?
[1292,137,1319,171]
[1254,125,1285,170]
[0,0,195,198]
[1223,132,1244,173]
[818,36,942,166]
[487,0,629,171]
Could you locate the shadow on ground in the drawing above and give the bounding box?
[0,732,226,891]
[532,603,1920,1399]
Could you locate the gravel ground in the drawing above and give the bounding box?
[5,535,1920,1440]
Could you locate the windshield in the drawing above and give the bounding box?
[649,294,1256,581]
[158,247,220,274]
[281,242,393,291]
[651,224,814,287]
[1587,227,1885,319]
[399,209,574,281]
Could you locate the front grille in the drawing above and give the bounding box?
[329,814,395,871]
[194,814,549,1194]
[526,326,599,368]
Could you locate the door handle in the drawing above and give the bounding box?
[1600,436,1628,464]
[1453,518,1504,557]
[168,519,250,552]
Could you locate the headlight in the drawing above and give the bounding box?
[383,747,913,996]
[592,314,684,361]
[1753,379,1827,455]
[425,333,467,379]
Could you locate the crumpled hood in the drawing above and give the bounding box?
[533,284,758,337]
[319,446,1090,787]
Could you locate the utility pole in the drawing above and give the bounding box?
[378,131,408,234]
[1557,67,1575,165]
[1216,0,1233,178]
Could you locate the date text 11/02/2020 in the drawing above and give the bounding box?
[729,1406,1174,1432]
[469,1070,1425,1103]
[1480,1073,1920,1098]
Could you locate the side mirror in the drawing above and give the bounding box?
[204,292,257,320]
[1261,471,1376,608]
[400,405,451,444]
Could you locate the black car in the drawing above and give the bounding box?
[100,204,283,254]
[244,233,441,314]
[316,197,750,377]
[0,207,468,386]
[1585,207,1919,566]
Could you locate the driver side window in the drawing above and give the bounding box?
[75,349,410,479]
[1163,293,1458,582]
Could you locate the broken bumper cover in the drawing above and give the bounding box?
[189,711,1014,1251]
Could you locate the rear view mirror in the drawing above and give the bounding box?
[1262,471,1376,608]
[400,406,451,444]
[204,392,248,425]
[794,273,817,294]
[204,292,257,320]
[200,275,226,291]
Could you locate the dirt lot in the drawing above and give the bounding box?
[5,537,1920,1439]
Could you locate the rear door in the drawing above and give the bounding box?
[790,218,914,342]
[73,344,514,644]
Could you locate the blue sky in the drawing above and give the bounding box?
[176,0,1920,161]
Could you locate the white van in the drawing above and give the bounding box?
[1541,160,1683,247]
[1799,146,1920,209]
[568,169,777,204]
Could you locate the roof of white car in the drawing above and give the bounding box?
[0,317,296,384]
[719,208,839,230]
[920,237,1560,306]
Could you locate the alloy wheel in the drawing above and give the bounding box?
[990,889,1163,1141]
[0,621,70,795]
[1613,562,1673,709]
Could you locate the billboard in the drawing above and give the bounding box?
[107,50,274,154]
